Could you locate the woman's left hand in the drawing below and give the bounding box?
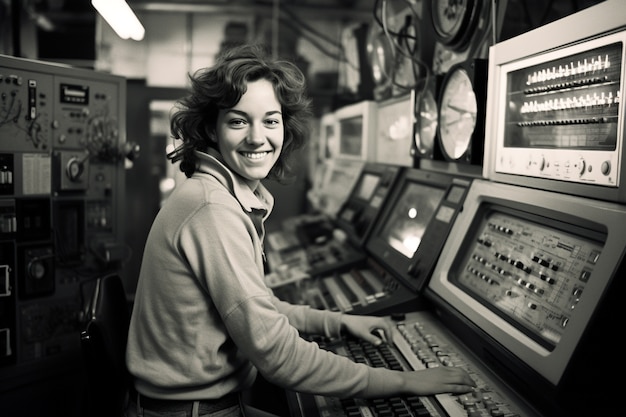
[340,314,395,346]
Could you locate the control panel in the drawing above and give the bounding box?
[0,55,129,394]
[286,257,419,315]
[452,206,604,348]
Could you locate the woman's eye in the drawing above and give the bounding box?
[229,119,247,127]
[265,119,280,126]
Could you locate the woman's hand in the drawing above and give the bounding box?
[340,314,395,346]
[339,314,477,398]
[401,366,476,396]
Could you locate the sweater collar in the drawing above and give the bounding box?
[193,149,274,214]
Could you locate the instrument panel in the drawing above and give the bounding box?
[494,37,623,187]
[452,206,604,349]
[0,55,128,401]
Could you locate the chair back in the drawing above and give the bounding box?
[80,274,130,417]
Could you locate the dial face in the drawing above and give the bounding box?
[438,67,477,160]
[415,87,438,155]
[432,0,469,42]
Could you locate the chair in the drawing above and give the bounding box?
[80,274,131,417]
[79,273,283,417]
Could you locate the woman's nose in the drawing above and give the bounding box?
[246,124,265,144]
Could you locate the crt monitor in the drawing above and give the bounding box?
[333,100,377,162]
[352,171,380,201]
[426,178,626,413]
[366,168,471,292]
[307,158,364,217]
[335,163,402,247]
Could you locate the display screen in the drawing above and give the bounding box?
[449,204,605,350]
[354,173,380,201]
[60,83,89,105]
[339,116,364,157]
[503,42,621,151]
[377,182,446,258]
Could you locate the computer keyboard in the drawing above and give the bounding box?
[333,338,443,417]
[293,312,539,417]
[393,318,520,417]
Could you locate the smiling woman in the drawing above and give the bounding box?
[125,43,475,417]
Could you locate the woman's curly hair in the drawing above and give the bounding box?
[168,43,312,182]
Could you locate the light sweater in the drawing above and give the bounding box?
[126,149,390,401]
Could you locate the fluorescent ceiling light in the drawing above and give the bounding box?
[91,0,145,41]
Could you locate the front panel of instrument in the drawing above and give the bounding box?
[0,56,127,395]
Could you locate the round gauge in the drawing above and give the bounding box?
[414,84,438,156]
[431,0,481,51]
[438,65,477,161]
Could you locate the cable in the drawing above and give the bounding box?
[374,0,430,93]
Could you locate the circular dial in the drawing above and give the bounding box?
[438,66,477,160]
[415,85,438,155]
[431,0,480,50]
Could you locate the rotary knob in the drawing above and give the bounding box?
[578,158,586,176]
[28,260,47,280]
[66,156,85,182]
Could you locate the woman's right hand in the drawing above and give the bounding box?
[401,366,476,396]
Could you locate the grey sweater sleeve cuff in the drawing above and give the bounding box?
[322,310,343,339]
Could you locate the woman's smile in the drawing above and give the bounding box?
[239,150,272,160]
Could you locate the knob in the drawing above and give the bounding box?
[578,158,586,176]
[66,157,85,182]
[407,261,421,277]
[122,141,141,161]
[28,260,46,279]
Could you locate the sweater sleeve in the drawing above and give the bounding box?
[271,295,344,339]
[179,194,385,398]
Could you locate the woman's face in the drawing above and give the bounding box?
[215,79,284,187]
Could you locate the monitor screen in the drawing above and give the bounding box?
[448,202,604,351]
[309,158,364,217]
[335,163,402,247]
[354,172,380,201]
[378,181,446,258]
[338,115,364,157]
[427,179,626,387]
[502,41,620,152]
